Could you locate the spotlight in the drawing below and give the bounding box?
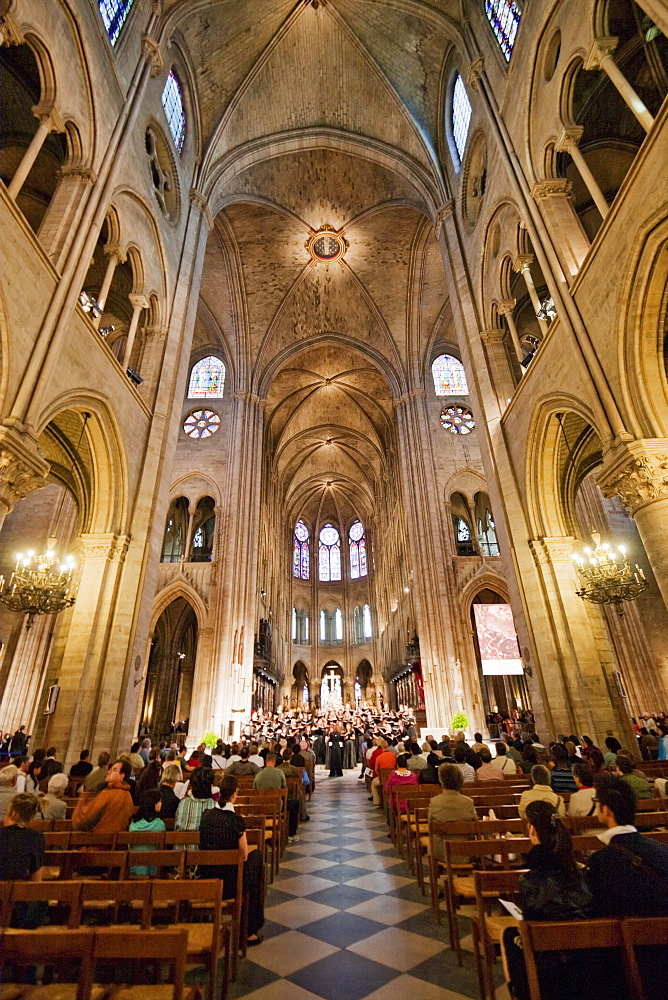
[98,325,115,338]
[78,291,102,319]
[126,368,143,385]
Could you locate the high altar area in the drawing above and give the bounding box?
[0,0,667,761]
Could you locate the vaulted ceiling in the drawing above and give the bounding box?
[181,0,461,516]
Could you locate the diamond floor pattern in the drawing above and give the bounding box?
[222,769,484,1000]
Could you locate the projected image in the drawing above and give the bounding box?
[474,604,523,675]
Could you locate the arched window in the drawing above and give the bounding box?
[319,524,341,582]
[485,1,522,62]
[450,74,472,169]
[353,606,364,643]
[162,70,186,153]
[188,496,215,562]
[293,521,309,580]
[319,610,327,643]
[99,0,136,45]
[334,609,343,642]
[349,520,368,578]
[188,356,225,398]
[431,354,469,396]
[161,496,188,563]
[292,609,309,644]
[292,608,297,642]
[319,609,343,644]
[475,493,501,556]
[363,604,372,640]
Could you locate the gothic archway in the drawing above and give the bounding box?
[141,597,198,739]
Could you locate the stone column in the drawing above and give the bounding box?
[7,106,65,200]
[598,441,668,608]
[122,294,149,371]
[0,429,50,533]
[95,246,125,323]
[513,255,550,337]
[39,167,97,271]
[498,300,524,360]
[585,38,654,133]
[555,128,609,221]
[480,327,516,412]
[531,179,590,278]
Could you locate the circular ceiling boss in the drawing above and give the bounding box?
[306,227,348,263]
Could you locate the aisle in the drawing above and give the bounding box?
[227,769,481,1000]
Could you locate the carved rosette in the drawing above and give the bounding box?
[0,447,49,516]
[599,453,668,514]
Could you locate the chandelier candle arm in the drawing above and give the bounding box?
[573,531,648,616]
[0,539,78,629]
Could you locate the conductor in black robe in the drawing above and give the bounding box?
[328,729,345,777]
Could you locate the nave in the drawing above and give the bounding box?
[228,770,481,1000]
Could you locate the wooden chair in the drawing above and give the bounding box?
[238,802,280,879]
[68,849,128,881]
[67,775,86,797]
[164,830,201,850]
[80,880,151,928]
[0,928,94,1000]
[127,849,186,880]
[518,918,623,1000]
[471,868,526,1000]
[149,880,229,1000]
[621,915,668,1000]
[427,820,479,925]
[69,832,118,850]
[53,819,73,831]
[92,926,200,1000]
[44,831,72,849]
[29,819,54,832]
[186,849,244,980]
[3,880,82,929]
[117,830,166,849]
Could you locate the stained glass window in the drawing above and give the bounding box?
[353,606,364,643]
[334,609,343,642]
[432,354,469,396]
[162,70,186,153]
[349,520,368,579]
[456,518,471,542]
[451,75,472,165]
[188,356,225,398]
[99,0,135,45]
[183,409,220,439]
[441,405,475,434]
[478,510,500,556]
[363,604,372,640]
[485,0,522,61]
[293,520,309,580]
[319,524,341,582]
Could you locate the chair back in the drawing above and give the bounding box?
[69,831,117,849]
[0,928,93,1000]
[117,830,165,848]
[150,877,222,925]
[29,819,53,832]
[45,831,71,849]
[80,880,151,929]
[621,916,668,1000]
[127,849,185,879]
[93,927,188,1000]
[69,849,128,879]
[6,880,82,928]
[186,849,244,908]
[518,919,622,1000]
[164,829,200,847]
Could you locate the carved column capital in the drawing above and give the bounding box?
[0,429,50,517]
[480,327,507,345]
[584,37,618,71]
[531,178,573,201]
[103,243,126,264]
[597,441,668,514]
[31,104,65,133]
[555,126,584,153]
[513,254,534,274]
[529,537,576,567]
[78,533,131,562]
[0,13,24,46]
[128,292,150,311]
[467,56,485,91]
[497,299,516,317]
[141,35,164,77]
[189,190,214,230]
[433,201,454,238]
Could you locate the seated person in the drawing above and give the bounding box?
[427,762,476,860]
[69,750,93,778]
[518,765,565,821]
[567,762,597,825]
[199,775,265,945]
[370,743,399,804]
[253,753,300,844]
[159,763,183,818]
[40,772,69,819]
[225,746,260,777]
[502,801,593,1000]
[0,793,47,928]
[491,742,517,774]
[418,752,441,785]
[72,759,136,833]
[476,747,503,782]
[453,746,475,784]
[384,754,418,811]
[405,743,427,771]
[175,767,217,833]
[614,755,652,799]
[129,789,165,875]
[549,743,578,794]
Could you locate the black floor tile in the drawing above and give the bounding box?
[409,949,480,998]
[394,909,451,943]
[226,960,279,999]
[298,912,386,948]
[307,884,377,910]
[288,949,399,1000]
[316,864,375,883]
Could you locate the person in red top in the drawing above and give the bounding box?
[383,754,418,812]
[370,743,397,806]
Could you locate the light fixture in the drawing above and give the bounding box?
[126,368,143,385]
[78,291,102,319]
[536,296,557,324]
[573,531,648,616]
[0,414,90,629]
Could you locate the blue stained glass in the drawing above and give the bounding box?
[293,541,301,578]
[99,0,135,46]
[485,0,522,62]
[350,544,359,579]
[301,543,309,580]
[293,521,309,580]
[452,75,472,164]
[188,356,225,399]
[162,70,186,153]
[349,520,367,579]
[319,524,341,582]
[359,537,367,575]
[432,354,469,396]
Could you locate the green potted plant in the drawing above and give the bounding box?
[200,731,219,749]
[451,711,469,733]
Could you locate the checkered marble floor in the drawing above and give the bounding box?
[225,769,487,1000]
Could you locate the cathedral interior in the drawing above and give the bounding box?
[1,0,668,760]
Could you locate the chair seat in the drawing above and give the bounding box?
[13,988,107,1000]
[452,876,477,897]
[485,914,519,939]
[171,922,226,956]
[107,989,201,1000]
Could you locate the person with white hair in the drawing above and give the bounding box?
[0,764,19,820]
[41,772,69,819]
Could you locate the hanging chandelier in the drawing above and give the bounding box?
[0,540,77,629]
[573,531,648,616]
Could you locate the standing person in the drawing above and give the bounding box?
[9,726,28,756]
[72,759,136,833]
[501,801,593,1000]
[328,728,344,777]
[128,790,165,875]
[199,775,265,945]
